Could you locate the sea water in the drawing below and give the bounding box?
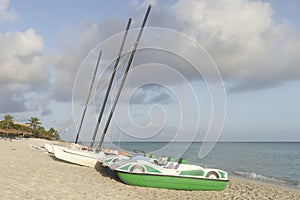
[108,142,300,189]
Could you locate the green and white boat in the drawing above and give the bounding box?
[109,156,229,191]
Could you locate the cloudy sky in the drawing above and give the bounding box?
[1,0,300,143]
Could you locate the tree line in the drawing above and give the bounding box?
[0,115,60,140]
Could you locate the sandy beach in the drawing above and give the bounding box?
[0,138,299,200]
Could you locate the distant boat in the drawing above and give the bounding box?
[109,156,229,191]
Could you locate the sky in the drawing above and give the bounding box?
[1,0,300,143]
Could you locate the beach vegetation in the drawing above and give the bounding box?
[27,117,42,138]
[0,115,60,140]
[3,115,13,129]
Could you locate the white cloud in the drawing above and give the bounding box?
[47,0,300,106]
[0,0,17,22]
[173,0,300,92]
[0,28,50,112]
[0,28,47,85]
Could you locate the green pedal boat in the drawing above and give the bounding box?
[109,156,229,191]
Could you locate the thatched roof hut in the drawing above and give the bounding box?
[0,128,33,138]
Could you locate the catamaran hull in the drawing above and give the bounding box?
[53,145,101,168]
[44,143,54,154]
[116,171,228,191]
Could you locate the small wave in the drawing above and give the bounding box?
[233,171,299,188]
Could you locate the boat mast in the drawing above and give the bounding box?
[89,18,132,147]
[74,50,102,144]
[98,5,152,148]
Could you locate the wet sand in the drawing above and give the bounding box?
[0,138,299,200]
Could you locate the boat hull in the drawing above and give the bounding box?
[53,145,101,168]
[116,171,228,191]
[44,143,54,154]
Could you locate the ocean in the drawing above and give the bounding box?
[104,142,300,189]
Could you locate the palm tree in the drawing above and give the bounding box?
[3,115,14,129]
[27,117,41,137]
[48,127,60,139]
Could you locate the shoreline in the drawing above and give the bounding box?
[229,173,300,191]
[229,173,299,191]
[0,138,299,199]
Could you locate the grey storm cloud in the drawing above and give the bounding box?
[129,84,174,105]
[0,93,27,113]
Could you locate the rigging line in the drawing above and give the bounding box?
[74,48,131,144]
[74,50,102,144]
[90,18,132,147]
[81,51,131,109]
[98,5,152,148]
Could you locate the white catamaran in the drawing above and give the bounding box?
[46,14,140,168]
